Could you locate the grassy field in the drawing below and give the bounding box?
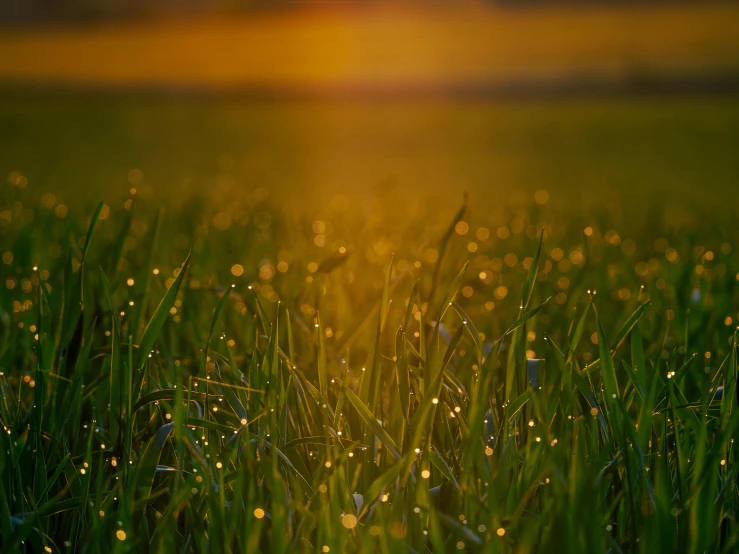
[2,94,739,223]
[1,91,739,552]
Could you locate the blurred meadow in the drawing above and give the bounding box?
[2,2,739,553]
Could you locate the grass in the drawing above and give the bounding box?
[2,95,739,224]
[1,161,738,553]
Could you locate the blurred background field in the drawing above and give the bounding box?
[2,4,739,89]
[1,1,739,230]
[2,95,739,230]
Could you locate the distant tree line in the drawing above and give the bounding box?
[0,0,720,26]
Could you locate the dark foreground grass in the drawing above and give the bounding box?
[0,181,737,553]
